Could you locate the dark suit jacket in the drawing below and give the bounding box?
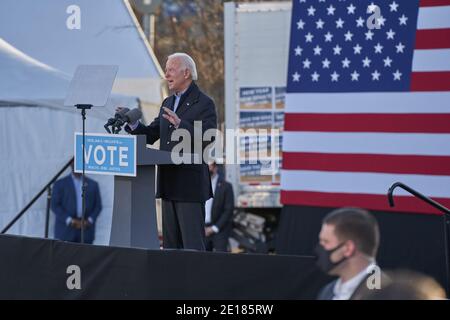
[317,270,390,300]
[317,279,339,300]
[209,177,234,234]
[126,81,217,202]
[51,175,102,243]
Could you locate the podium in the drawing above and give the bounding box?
[109,135,173,249]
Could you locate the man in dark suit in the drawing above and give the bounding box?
[204,162,234,252]
[51,161,102,244]
[315,207,386,300]
[124,53,217,251]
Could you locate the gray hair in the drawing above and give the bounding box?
[168,52,198,81]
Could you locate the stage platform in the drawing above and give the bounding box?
[0,235,330,299]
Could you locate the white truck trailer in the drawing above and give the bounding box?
[224,1,292,252]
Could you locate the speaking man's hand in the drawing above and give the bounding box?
[162,107,181,128]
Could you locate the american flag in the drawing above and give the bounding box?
[281,0,450,214]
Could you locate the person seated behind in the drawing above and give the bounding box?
[316,207,388,300]
[51,160,102,244]
[204,162,234,252]
[363,270,446,300]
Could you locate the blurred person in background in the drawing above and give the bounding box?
[51,160,102,244]
[363,270,446,300]
[316,207,388,300]
[204,162,234,252]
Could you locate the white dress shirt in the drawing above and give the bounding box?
[204,174,219,233]
[172,91,183,113]
[332,263,376,300]
[66,174,93,226]
[72,174,83,218]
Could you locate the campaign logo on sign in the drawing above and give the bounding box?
[74,133,136,177]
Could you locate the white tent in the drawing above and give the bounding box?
[0,0,166,244]
[0,38,138,244]
[0,0,166,122]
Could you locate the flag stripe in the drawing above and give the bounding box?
[282,152,450,175]
[280,191,449,215]
[412,49,450,71]
[283,0,450,213]
[282,132,450,156]
[280,170,450,198]
[411,72,450,91]
[415,29,450,49]
[420,0,450,8]
[417,6,450,29]
[284,114,450,133]
[285,92,450,114]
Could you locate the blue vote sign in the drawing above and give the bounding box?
[74,133,136,177]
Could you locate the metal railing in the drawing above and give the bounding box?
[1,157,74,236]
[388,182,450,296]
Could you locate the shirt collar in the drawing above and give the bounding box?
[211,173,219,185]
[174,91,184,98]
[175,81,194,98]
[71,173,81,182]
[333,263,376,299]
[175,85,190,97]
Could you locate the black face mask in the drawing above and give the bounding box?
[314,242,347,274]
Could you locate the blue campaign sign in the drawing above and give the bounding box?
[74,133,136,177]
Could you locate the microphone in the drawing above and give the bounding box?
[104,108,130,133]
[124,108,143,124]
[112,108,142,134]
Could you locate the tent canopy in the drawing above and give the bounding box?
[0,0,165,243]
[0,38,137,118]
[0,38,70,102]
[0,0,165,108]
[0,38,137,244]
